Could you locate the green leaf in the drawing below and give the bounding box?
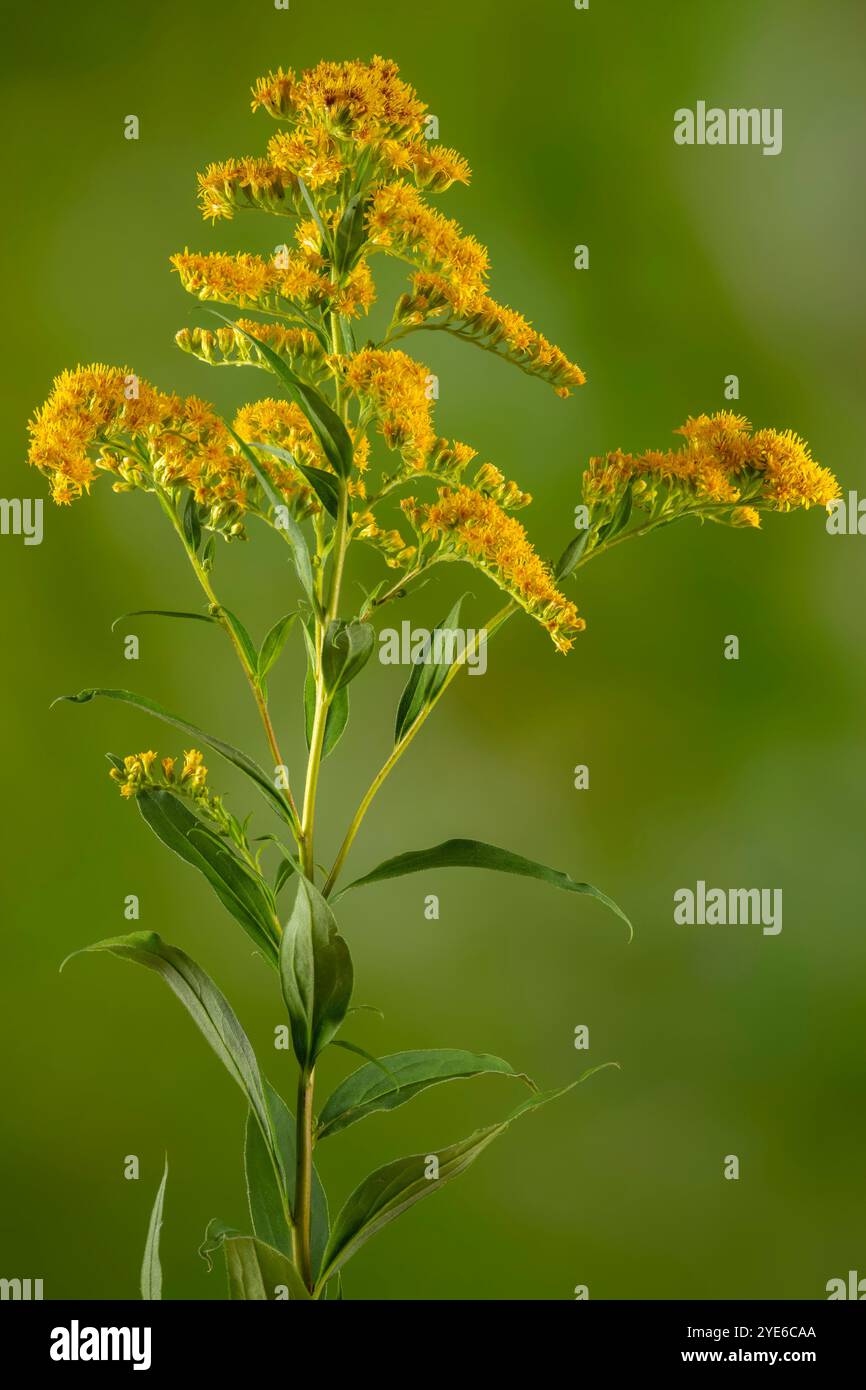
[227,423,316,609]
[248,439,342,520]
[317,1049,531,1141]
[338,315,356,355]
[326,1039,401,1091]
[201,1221,310,1300]
[321,619,374,696]
[181,490,202,553]
[135,788,280,965]
[52,687,295,830]
[244,1100,291,1258]
[597,482,634,543]
[297,176,331,257]
[316,1068,615,1289]
[219,607,258,673]
[227,1237,311,1301]
[275,855,298,895]
[258,612,298,683]
[280,876,353,1069]
[554,531,590,581]
[140,1157,168,1300]
[302,623,349,758]
[244,1080,330,1277]
[63,932,273,1144]
[394,595,464,744]
[110,609,219,633]
[213,313,354,479]
[334,192,370,274]
[338,837,632,938]
[322,685,349,756]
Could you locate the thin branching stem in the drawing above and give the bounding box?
[154,488,302,837]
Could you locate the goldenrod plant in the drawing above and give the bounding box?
[28,58,840,1301]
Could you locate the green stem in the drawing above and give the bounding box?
[294,301,351,1284]
[292,1067,316,1290]
[298,397,350,876]
[322,600,515,896]
[156,490,302,837]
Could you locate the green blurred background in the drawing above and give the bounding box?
[2,0,864,1300]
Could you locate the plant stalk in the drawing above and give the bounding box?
[322,601,515,896]
[156,489,302,835]
[293,303,352,1283]
[293,1067,316,1290]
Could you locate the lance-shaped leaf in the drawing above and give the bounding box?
[596,479,634,543]
[219,607,258,673]
[316,1068,615,1290]
[140,1157,168,1301]
[53,687,295,830]
[305,671,348,758]
[394,595,465,744]
[258,612,298,684]
[135,788,280,966]
[280,877,353,1069]
[321,619,374,696]
[181,490,202,553]
[110,609,219,632]
[297,176,331,256]
[63,932,273,1145]
[554,530,590,581]
[337,837,632,938]
[302,620,349,758]
[334,192,370,274]
[227,423,316,609]
[317,1048,531,1141]
[338,314,356,354]
[248,438,342,520]
[273,853,299,896]
[244,1079,330,1277]
[200,1221,310,1301]
[213,312,354,479]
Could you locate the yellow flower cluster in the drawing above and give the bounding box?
[244,60,470,202]
[171,249,375,320]
[367,183,489,302]
[111,749,208,800]
[408,485,585,652]
[583,412,840,521]
[379,139,471,192]
[176,319,329,384]
[473,462,532,511]
[155,396,250,524]
[27,364,177,506]
[251,57,426,142]
[196,157,301,223]
[408,437,480,490]
[232,398,326,513]
[340,349,436,466]
[27,364,331,533]
[353,511,417,568]
[267,127,346,192]
[395,272,586,398]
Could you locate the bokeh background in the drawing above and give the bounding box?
[2,0,864,1300]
